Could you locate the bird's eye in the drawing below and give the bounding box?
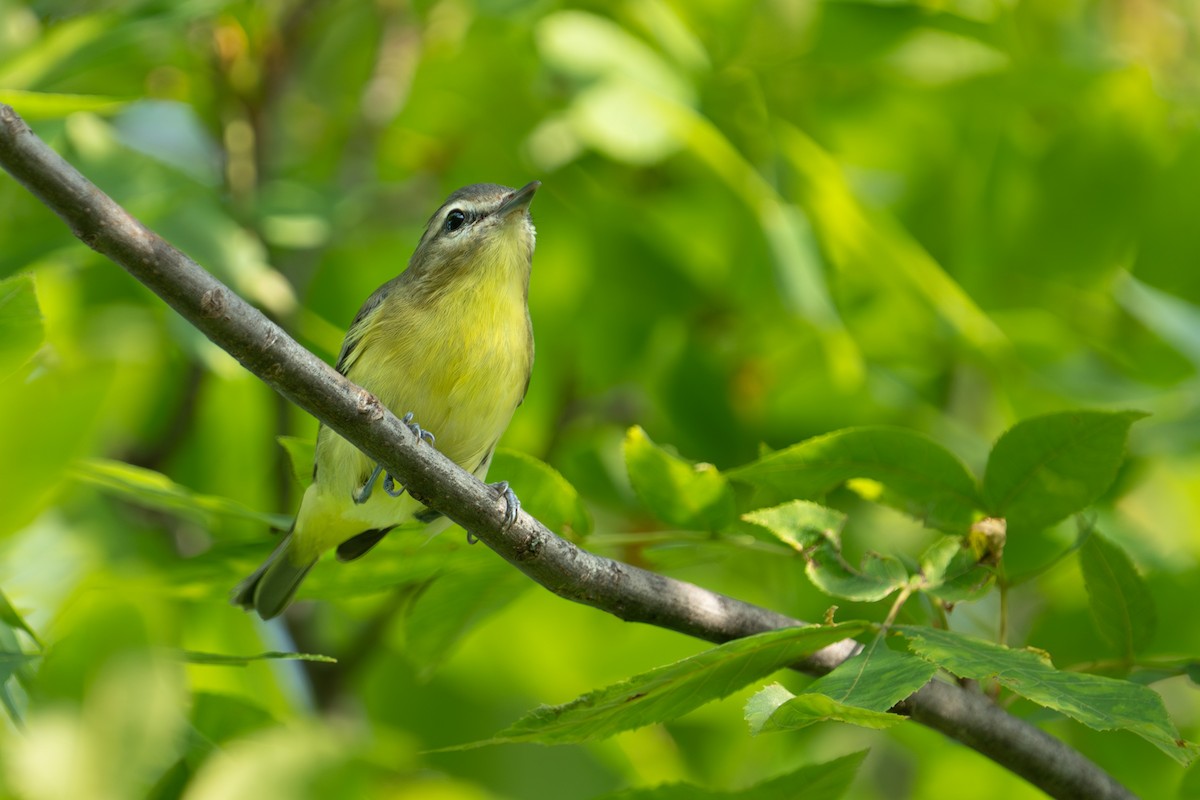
[444,209,468,233]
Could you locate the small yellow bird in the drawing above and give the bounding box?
[233,181,539,619]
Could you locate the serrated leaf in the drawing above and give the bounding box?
[492,448,593,538]
[742,500,846,551]
[0,274,44,381]
[1078,530,1156,660]
[747,685,901,733]
[451,622,868,748]
[181,650,335,666]
[72,458,292,530]
[624,426,735,531]
[747,640,935,733]
[277,435,315,490]
[806,543,909,602]
[593,750,867,800]
[729,427,980,532]
[743,501,908,601]
[744,682,798,733]
[920,535,996,602]
[807,639,936,709]
[898,626,1200,765]
[981,410,1146,533]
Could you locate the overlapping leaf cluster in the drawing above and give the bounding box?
[3,1,1200,798]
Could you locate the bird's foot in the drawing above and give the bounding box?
[492,480,521,531]
[353,462,407,503]
[351,412,433,504]
[465,482,520,544]
[401,411,435,445]
[353,463,385,504]
[383,471,405,497]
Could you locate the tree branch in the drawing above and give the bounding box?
[0,104,1133,800]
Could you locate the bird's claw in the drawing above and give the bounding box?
[465,482,520,544]
[401,411,435,445]
[353,463,385,504]
[353,463,406,503]
[493,480,521,531]
[353,411,434,504]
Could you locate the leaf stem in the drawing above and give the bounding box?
[883,582,917,632]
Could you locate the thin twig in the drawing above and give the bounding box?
[0,103,1134,800]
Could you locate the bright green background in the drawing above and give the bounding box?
[2,0,1199,797]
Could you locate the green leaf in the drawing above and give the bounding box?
[743,501,908,601]
[920,534,997,602]
[0,90,128,120]
[0,665,28,724]
[72,458,292,530]
[277,435,315,490]
[729,427,980,532]
[0,274,44,381]
[1078,530,1156,660]
[180,651,336,666]
[492,448,593,538]
[0,621,34,726]
[746,684,901,733]
[898,626,1200,765]
[743,500,846,551]
[747,640,935,733]
[807,639,936,708]
[593,750,867,800]
[806,544,909,602]
[0,588,42,649]
[981,410,1146,533]
[624,426,736,531]
[452,622,868,747]
[0,14,109,88]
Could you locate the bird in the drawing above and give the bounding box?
[232,181,539,620]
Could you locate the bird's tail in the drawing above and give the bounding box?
[230,533,316,620]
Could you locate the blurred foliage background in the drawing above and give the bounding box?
[2,0,1200,797]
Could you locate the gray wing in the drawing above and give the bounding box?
[311,279,395,484]
[334,281,394,375]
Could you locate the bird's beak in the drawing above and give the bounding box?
[497,180,540,217]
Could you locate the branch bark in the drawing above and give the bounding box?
[0,104,1133,800]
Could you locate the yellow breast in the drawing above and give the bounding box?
[295,250,533,558]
